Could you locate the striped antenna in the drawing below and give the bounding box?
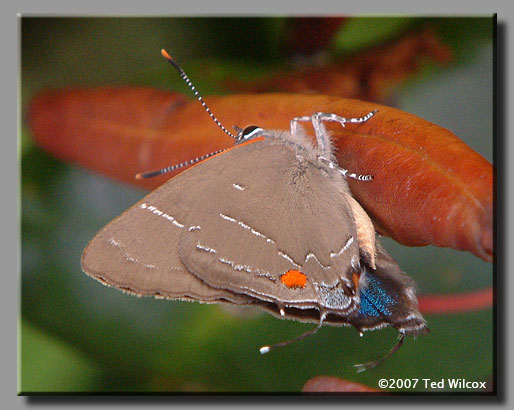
[135,49,235,180]
[135,149,225,180]
[161,49,236,140]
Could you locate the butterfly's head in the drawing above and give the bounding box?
[234,125,265,144]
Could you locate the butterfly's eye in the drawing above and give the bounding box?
[236,125,264,143]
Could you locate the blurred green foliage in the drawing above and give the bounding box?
[334,17,420,52]
[20,320,103,392]
[20,16,494,393]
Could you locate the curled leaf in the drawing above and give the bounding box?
[27,89,492,261]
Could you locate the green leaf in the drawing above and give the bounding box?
[333,17,419,53]
[19,319,103,393]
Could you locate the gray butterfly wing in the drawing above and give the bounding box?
[178,138,362,314]
[253,239,428,336]
[81,161,256,305]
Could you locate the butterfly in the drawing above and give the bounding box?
[81,49,428,370]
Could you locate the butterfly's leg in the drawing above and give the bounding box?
[311,113,331,152]
[290,115,313,137]
[315,110,378,126]
[291,114,332,151]
[312,111,378,181]
[311,111,377,153]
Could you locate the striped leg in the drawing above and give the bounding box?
[291,110,378,182]
[291,110,378,151]
[317,156,374,182]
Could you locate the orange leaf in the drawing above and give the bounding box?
[418,288,493,314]
[302,376,380,393]
[28,89,492,262]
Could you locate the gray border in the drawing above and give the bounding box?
[8,2,512,410]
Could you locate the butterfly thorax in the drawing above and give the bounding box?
[251,128,342,181]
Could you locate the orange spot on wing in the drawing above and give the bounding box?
[280,269,307,289]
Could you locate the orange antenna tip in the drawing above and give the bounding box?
[161,49,172,60]
[159,47,237,140]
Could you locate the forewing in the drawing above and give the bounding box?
[178,139,361,313]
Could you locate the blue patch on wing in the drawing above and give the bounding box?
[358,273,397,318]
